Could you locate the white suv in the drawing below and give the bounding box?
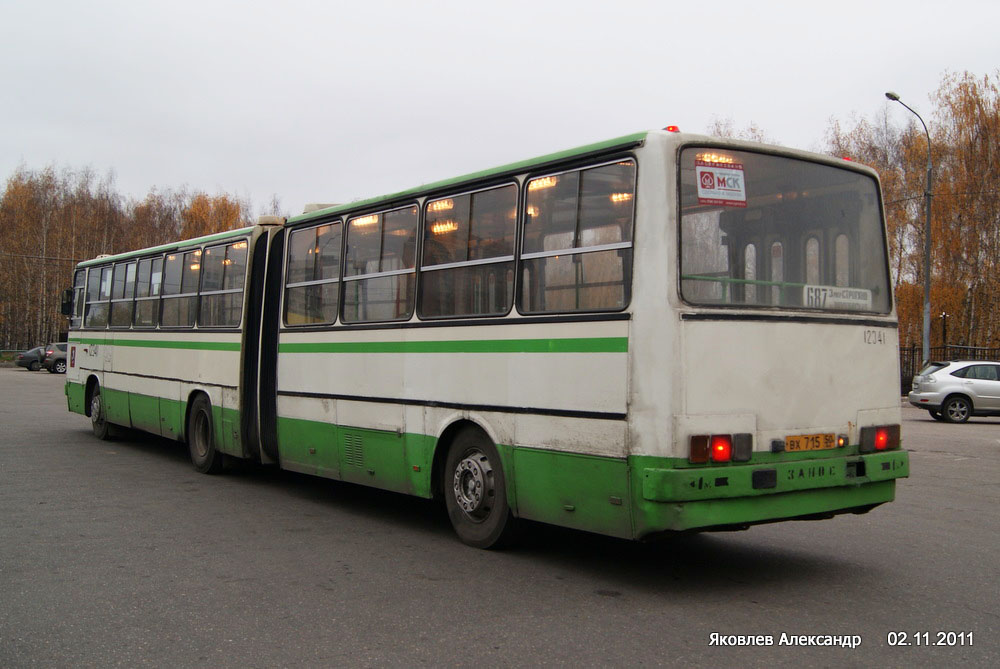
[908,360,1000,423]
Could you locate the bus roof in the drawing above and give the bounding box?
[287,131,650,225]
[76,226,256,269]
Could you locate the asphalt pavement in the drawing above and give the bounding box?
[1,367,997,667]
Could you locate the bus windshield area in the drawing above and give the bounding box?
[679,148,891,314]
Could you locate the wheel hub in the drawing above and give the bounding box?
[453,452,494,521]
[193,412,210,459]
[91,395,103,426]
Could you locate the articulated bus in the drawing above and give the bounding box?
[63,129,909,548]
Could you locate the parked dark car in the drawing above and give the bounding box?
[15,346,47,371]
[41,342,68,374]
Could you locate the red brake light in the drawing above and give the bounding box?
[861,425,900,452]
[710,435,732,462]
[664,125,680,133]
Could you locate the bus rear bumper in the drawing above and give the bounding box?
[636,450,908,534]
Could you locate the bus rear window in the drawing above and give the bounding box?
[679,148,890,314]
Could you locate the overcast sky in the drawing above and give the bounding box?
[2,0,997,218]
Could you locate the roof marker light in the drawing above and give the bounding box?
[664,125,680,133]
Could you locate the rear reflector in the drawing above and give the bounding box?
[732,433,752,462]
[689,435,709,463]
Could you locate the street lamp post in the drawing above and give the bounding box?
[886,91,933,365]
[940,311,948,355]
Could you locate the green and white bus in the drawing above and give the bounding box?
[64,129,909,548]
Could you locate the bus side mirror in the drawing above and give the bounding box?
[60,288,73,316]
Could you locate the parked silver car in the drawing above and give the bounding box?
[908,360,1000,423]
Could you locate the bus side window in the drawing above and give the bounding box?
[134,256,162,328]
[419,184,516,319]
[744,243,757,303]
[519,159,635,314]
[343,206,418,323]
[161,251,199,328]
[284,224,341,326]
[805,236,820,286]
[835,233,849,287]
[84,265,111,328]
[71,269,86,329]
[770,242,783,305]
[110,261,136,328]
[200,240,248,327]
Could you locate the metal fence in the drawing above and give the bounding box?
[899,344,1000,394]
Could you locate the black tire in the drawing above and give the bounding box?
[53,359,67,374]
[28,361,40,371]
[443,427,517,549]
[187,395,223,474]
[929,410,945,422]
[90,385,112,440]
[942,396,972,423]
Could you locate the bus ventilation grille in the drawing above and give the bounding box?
[343,433,364,467]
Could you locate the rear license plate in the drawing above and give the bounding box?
[785,433,836,452]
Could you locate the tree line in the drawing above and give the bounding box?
[710,69,999,352]
[2,69,996,352]
[826,70,1000,351]
[0,166,264,349]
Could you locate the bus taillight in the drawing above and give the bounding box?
[710,435,732,462]
[860,425,900,452]
[691,433,753,463]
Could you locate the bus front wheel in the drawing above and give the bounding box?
[443,427,517,549]
[187,396,223,474]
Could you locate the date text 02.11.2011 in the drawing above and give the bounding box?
[887,631,973,646]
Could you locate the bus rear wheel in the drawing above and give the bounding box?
[443,427,517,549]
[187,396,223,474]
[90,385,111,441]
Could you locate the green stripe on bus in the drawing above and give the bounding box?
[70,337,241,351]
[278,337,628,354]
[66,336,626,354]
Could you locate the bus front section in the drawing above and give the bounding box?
[635,143,908,537]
